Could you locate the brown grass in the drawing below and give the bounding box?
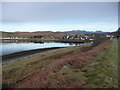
[12,40,111,88]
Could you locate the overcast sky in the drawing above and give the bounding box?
[1,2,118,32]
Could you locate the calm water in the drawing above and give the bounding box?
[1,42,89,55]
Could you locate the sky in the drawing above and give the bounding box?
[1,2,118,32]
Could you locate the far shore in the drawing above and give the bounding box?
[1,38,88,43]
[2,47,64,65]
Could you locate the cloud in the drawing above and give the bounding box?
[1,2,118,32]
[2,2,118,23]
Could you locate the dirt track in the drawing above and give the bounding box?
[13,41,111,88]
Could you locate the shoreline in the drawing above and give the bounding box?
[1,38,87,43]
[2,47,64,65]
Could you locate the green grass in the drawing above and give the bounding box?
[84,40,118,88]
[46,40,118,88]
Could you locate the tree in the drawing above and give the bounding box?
[33,35,43,38]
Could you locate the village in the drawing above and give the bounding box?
[1,31,116,41]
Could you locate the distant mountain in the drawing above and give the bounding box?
[33,30,105,34]
[95,30,104,33]
[64,30,104,34]
[34,31,52,33]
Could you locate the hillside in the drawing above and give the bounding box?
[65,30,104,34]
[1,30,111,40]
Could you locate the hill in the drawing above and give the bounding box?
[65,30,104,34]
[34,30,105,34]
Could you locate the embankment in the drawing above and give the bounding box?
[2,40,118,88]
[2,47,64,65]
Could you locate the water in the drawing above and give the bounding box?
[1,41,89,55]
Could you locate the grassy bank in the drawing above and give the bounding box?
[84,40,118,88]
[44,40,118,88]
[2,47,64,65]
[2,40,118,88]
[3,45,89,88]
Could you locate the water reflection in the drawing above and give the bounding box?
[1,40,92,55]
